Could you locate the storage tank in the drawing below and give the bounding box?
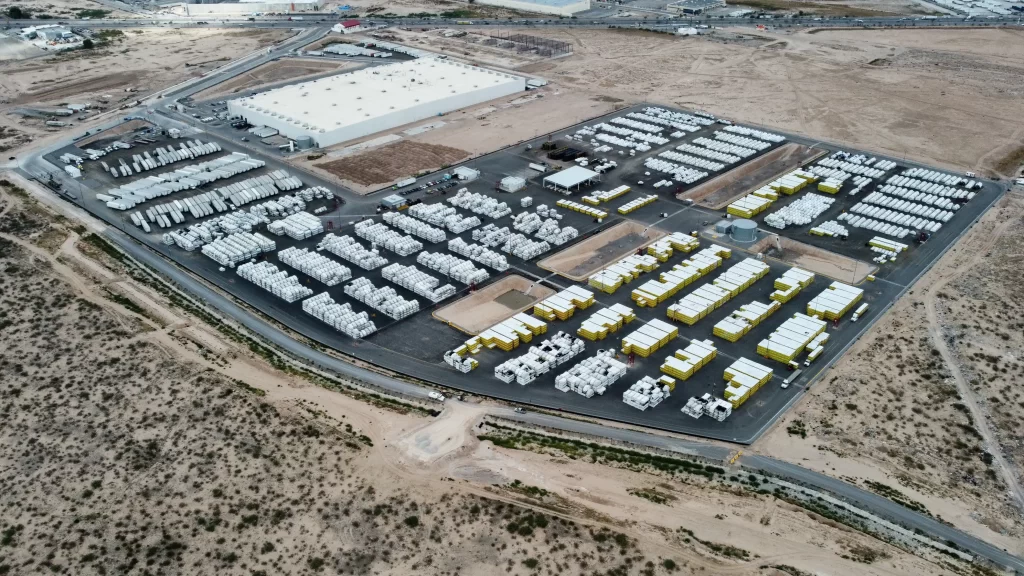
[714,220,732,235]
[730,218,758,242]
[295,135,316,150]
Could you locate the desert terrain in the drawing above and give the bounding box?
[0,27,291,156]
[0,0,131,19]
[757,188,1024,554]
[0,174,982,576]
[307,26,1024,189]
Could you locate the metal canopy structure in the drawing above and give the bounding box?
[542,166,601,192]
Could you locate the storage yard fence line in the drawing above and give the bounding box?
[483,31,573,57]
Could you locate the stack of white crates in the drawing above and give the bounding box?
[236,261,313,303]
[494,331,586,385]
[554,350,628,397]
[277,246,351,286]
[344,277,419,320]
[381,263,456,303]
[354,220,423,256]
[201,232,275,267]
[417,252,490,285]
[448,189,512,219]
[623,376,673,411]
[267,212,324,240]
[302,292,376,338]
[318,234,388,270]
[382,212,447,243]
[448,238,509,271]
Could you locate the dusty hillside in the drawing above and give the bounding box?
[757,189,1024,555]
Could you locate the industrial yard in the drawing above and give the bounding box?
[47,98,1003,442]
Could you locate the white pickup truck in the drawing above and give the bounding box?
[428,391,446,402]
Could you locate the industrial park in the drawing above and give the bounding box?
[1,3,1024,576]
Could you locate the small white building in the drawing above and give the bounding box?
[475,0,590,16]
[227,59,526,148]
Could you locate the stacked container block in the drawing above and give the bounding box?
[756,313,828,365]
[712,299,782,342]
[554,351,628,398]
[476,313,549,352]
[623,376,673,411]
[770,267,815,304]
[577,304,636,341]
[620,318,678,358]
[556,199,607,219]
[533,286,596,321]
[660,339,717,381]
[666,258,770,325]
[631,245,731,308]
[647,233,700,262]
[493,331,586,385]
[723,358,774,409]
[806,281,864,321]
[588,254,660,294]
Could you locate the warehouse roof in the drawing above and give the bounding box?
[500,0,587,4]
[230,60,523,137]
[543,166,600,191]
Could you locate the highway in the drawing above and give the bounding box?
[9,16,1024,573]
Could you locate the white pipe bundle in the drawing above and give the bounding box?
[643,157,708,184]
[595,122,667,145]
[816,157,886,179]
[201,232,275,267]
[722,125,786,143]
[554,350,628,398]
[303,292,376,338]
[693,137,756,158]
[836,213,911,239]
[494,331,586,385]
[353,220,423,256]
[626,111,699,133]
[713,131,771,151]
[344,277,419,320]
[382,211,446,243]
[675,142,740,164]
[658,150,724,172]
[609,116,663,134]
[278,246,351,286]
[623,376,672,411]
[416,252,490,285]
[902,167,968,187]
[513,212,543,234]
[641,106,715,127]
[318,234,388,270]
[764,193,835,229]
[847,202,942,232]
[448,189,512,219]
[808,220,849,238]
[448,237,509,271]
[267,212,324,240]
[594,132,649,151]
[501,233,551,260]
[535,220,578,246]
[860,192,955,222]
[877,185,960,210]
[236,261,313,303]
[381,263,456,303]
[885,175,973,200]
[472,223,511,248]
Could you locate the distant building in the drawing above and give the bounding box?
[667,0,725,14]
[475,0,590,16]
[332,20,362,34]
[161,0,320,16]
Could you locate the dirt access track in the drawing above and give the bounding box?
[433,275,555,334]
[312,140,470,193]
[538,220,666,281]
[681,143,827,209]
[191,58,357,102]
[751,234,877,283]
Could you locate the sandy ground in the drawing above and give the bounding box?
[433,274,555,334]
[311,140,470,192]
[684,143,826,208]
[538,220,666,281]
[0,0,133,19]
[755,189,1024,554]
[748,235,877,283]
[0,28,291,158]
[351,27,1024,180]
[0,172,980,576]
[191,58,357,102]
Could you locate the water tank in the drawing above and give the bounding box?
[730,219,758,242]
[295,135,315,150]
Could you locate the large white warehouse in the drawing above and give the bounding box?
[227,59,526,148]
[476,0,590,16]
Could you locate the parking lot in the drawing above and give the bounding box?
[50,103,1005,443]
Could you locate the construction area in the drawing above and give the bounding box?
[47,99,1004,443]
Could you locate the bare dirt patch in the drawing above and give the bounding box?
[73,119,153,148]
[313,140,469,191]
[538,221,666,281]
[991,143,1024,177]
[751,234,876,283]
[683,143,826,209]
[433,274,554,334]
[192,58,356,101]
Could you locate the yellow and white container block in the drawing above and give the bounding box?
[755,313,827,364]
[712,299,782,342]
[723,357,774,409]
[475,313,550,352]
[660,339,717,381]
[617,194,658,215]
[770,267,815,304]
[631,245,731,308]
[577,303,636,341]
[666,258,770,325]
[727,194,774,219]
[556,199,608,219]
[534,286,596,321]
[588,254,660,294]
[806,281,863,321]
[768,170,817,196]
[647,232,701,261]
[621,318,678,358]
[751,186,778,201]
[657,375,677,392]
[582,185,631,205]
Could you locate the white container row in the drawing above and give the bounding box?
[382,211,446,243]
[535,220,578,246]
[201,231,275,267]
[105,152,266,210]
[674,142,740,165]
[164,210,265,250]
[659,150,725,172]
[860,192,955,222]
[447,237,509,271]
[594,132,651,151]
[693,137,756,158]
[502,233,551,259]
[416,252,490,285]
[250,194,306,218]
[641,106,715,127]
[626,111,699,133]
[236,260,313,303]
[847,175,874,197]
[472,223,511,247]
[381,262,456,303]
[267,212,324,240]
[448,189,512,219]
[596,122,668,145]
[808,220,849,238]
[722,125,786,143]
[806,165,851,183]
[714,131,770,151]
[617,195,658,213]
[354,220,423,256]
[623,376,672,411]
[877,184,959,210]
[610,116,664,134]
[764,193,835,229]
[495,331,586,385]
[902,167,969,187]
[835,213,911,239]
[816,156,886,179]
[318,234,389,270]
[554,350,628,398]
[848,203,942,232]
[344,277,420,320]
[886,175,976,199]
[302,292,376,338]
[643,158,708,184]
[278,246,351,286]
